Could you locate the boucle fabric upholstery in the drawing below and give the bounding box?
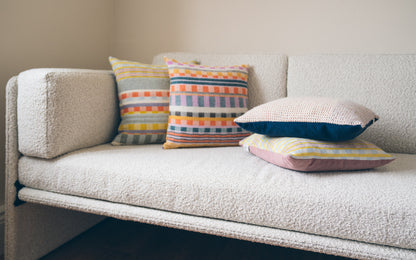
[287,55,416,154]
[18,144,416,251]
[6,77,104,260]
[7,54,416,260]
[17,69,119,159]
[19,188,416,260]
[153,53,288,109]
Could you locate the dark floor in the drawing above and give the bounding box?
[40,218,351,260]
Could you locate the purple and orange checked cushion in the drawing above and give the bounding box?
[163,57,251,149]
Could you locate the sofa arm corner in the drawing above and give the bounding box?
[17,68,119,159]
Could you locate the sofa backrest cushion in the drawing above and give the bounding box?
[287,55,416,154]
[153,53,288,109]
[17,69,119,159]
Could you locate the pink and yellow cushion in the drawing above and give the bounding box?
[240,134,394,172]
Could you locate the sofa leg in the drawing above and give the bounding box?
[5,203,104,260]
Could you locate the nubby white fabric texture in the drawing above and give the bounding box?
[287,55,416,153]
[8,54,416,260]
[17,69,119,159]
[19,188,416,260]
[19,144,416,251]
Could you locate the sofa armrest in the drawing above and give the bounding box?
[18,68,119,159]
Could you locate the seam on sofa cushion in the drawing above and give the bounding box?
[45,73,51,158]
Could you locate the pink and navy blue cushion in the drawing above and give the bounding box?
[163,57,250,149]
[234,97,378,142]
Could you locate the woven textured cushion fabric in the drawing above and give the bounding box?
[287,54,416,153]
[163,58,251,149]
[240,134,394,172]
[18,145,416,250]
[109,56,173,145]
[235,97,378,142]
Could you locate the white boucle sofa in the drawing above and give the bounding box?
[5,53,416,260]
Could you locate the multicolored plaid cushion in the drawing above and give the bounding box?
[240,134,394,172]
[109,56,171,145]
[163,57,251,149]
[235,97,379,142]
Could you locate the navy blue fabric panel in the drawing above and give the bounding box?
[235,121,376,142]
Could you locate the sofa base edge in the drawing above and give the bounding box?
[18,187,416,260]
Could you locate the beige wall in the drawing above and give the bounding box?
[0,0,114,204]
[113,0,416,63]
[1,0,416,206]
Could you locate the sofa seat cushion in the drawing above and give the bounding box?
[18,144,416,250]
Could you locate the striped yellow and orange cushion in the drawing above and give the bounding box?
[240,134,394,172]
[109,56,171,145]
[163,58,251,149]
